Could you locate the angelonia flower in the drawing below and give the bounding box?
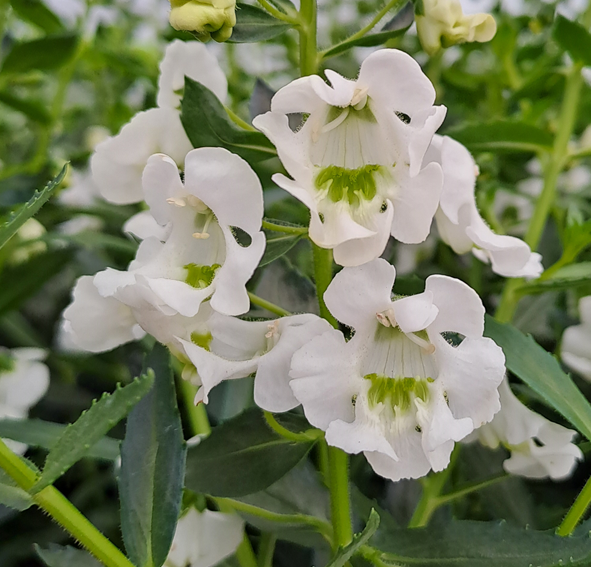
[415,0,497,56]
[426,135,543,279]
[169,0,236,42]
[165,507,244,567]
[61,147,265,364]
[561,296,591,381]
[180,313,332,411]
[468,378,582,480]
[289,258,506,481]
[253,49,447,267]
[0,348,50,455]
[92,40,227,204]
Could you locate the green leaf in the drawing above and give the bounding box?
[484,316,591,441]
[260,232,303,267]
[0,250,73,317]
[32,374,154,493]
[1,34,79,74]
[35,544,102,567]
[366,519,591,567]
[119,344,186,567]
[0,481,32,511]
[9,0,64,33]
[518,262,591,294]
[553,14,591,67]
[0,165,67,251]
[327,510,380,567]
[0,419,120,461]
[185,409,315,497]
[180,77,277,163]
[229,4,292,43]
[444,121,554,153]
[0,90,52,123]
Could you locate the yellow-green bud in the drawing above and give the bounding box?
[169,0,236,42]
[416,0,496,56]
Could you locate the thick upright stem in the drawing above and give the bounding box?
[558,474,591,536]
[312,244,338,328]
[327,445,353,549]
[298,0,317,76]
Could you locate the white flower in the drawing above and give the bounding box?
[562,296,591,381]
[58,167,102,209]
[0,348,50,454]
[180,313,332,411]
[253,49,446,267]
[427,135,543,279]
[94,148,265,319]
[416,0,497,56]
[470,379,582,480]
[290,258,505,481]
[165,507,244,567]
[92,40,227,205]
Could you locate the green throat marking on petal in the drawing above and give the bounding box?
[315,164,384,207]
[363,374,433,413]
[190,331,212,351]
[184,263,221,289]
[0,353,15,374]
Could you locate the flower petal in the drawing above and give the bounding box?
[392,291,438,334]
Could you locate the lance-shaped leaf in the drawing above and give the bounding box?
[180,78,277,163]
[1,34,78,74]
[553,14,591,67]
[0,165,67,251]
[9,0,64,34]
[0,419,120,461]
[517,263,591,295]
[0,481,33,511]
[119,344,186,567]
[185,409,315,497]
[229,4,292,42]
[32,374,154,493]
[327,509,380,567]
[35,544,102,567]
[484,316,591,441]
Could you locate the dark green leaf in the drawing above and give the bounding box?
[484,316,591,441]
[260,232,303,267]
[35,544,102,567]
[367,519,591,567]
[1,34,79,74]
[180,78,277,163]
[444,121,554,153]
[518,262,591,294]
[267,0,296,15]
[0,419,120,461]
[32,374,154,493]
[229,4,292,43]
[119,344,186,567]
[185,409,315,497]
[0,481,32,511]
[553,14,591,67]
[0,165,67,250]
[0,250,73,317]
[0,90,52,123]
[327,510,380,567]
[9,0,64,33]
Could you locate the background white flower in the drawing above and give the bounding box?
[562,296,591,381]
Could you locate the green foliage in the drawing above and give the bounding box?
[0,481,33,511]
[553,15,591,67]
[519,263,591,294]
[327,509,379,567]
[9,0,64,33]
[0,419,120,461]
[1,34,79,74]
[35,544,102,567]
[229,4,292,43]
[0,90,52,124]
[260,220,307,266]
[32,373,154,493]
[484,316,591,441]
[0,165,67,251]
[180,78,277,163]
[185,409,316,497]
[119,344,186,567]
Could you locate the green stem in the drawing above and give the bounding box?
[257,533,277,567]
[327,445,353,549]
[257,0,299,23]
[262,220,309,235]
[0,439,134,567]
[236,535,259,567]
[298,0,317,76]
[558,474,591,536]
[248,292,292,317]
[179,378,212,437]
[312,244,338,328]
[226,106,258,132]
[263,411,323,442]
[320,0,404,60]
[435,474,509,506]
[216,497,333,541]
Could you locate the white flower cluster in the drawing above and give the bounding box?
[61,41,581,485]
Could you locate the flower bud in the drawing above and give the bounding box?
[415,0,497,56]
[169,0,236,42]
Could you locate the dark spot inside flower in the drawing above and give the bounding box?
[319,213,325,223]
[380,201,388,213]
[395,111,411,124]
[415,425,422,433]
[231,226,252,247]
